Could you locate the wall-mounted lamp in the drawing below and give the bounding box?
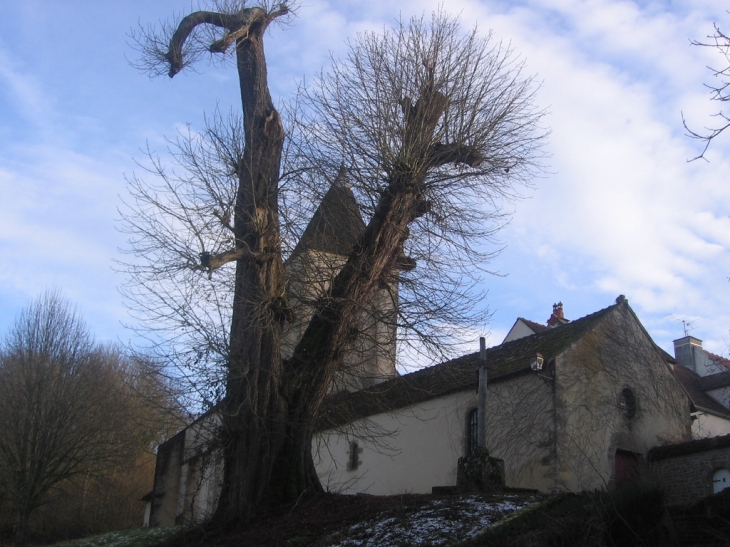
[530,352,544,371]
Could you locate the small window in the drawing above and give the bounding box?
[618,388,636,418]
[348,441,361,471]
[713,468,730,494]
[467,409,479,455]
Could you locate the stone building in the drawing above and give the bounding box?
[668,336,730,439]
[282,166,398,393]
[314,297,692,495]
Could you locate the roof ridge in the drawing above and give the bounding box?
[497,302,618,349]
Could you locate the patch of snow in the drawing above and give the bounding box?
[328,495,537,547]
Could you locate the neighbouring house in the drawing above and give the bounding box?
[667,337,730,439]
[501,302,565,343]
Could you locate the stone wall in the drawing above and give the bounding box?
[649,434,730,505]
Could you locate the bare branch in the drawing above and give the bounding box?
[166,11,235,76]
[0,292,182,543]
[131,3,292,78]
[685,18,730,160]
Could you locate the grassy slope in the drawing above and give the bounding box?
[43,489,730,547]
[48,527,182,547]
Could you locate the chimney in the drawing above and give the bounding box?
[673,336,702,373]
[547,302,569,327]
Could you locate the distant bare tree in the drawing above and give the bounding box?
[124,1,546,524]
[0,291,133,544]
[27,352,187,541]
[684,19,730,160]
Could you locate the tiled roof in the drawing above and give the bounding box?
[316,302,619,431]
[670,365,730,418]
[703,349,730,373]
[696,371,730,392]
[519,318,550,334]
[290,166,366,259]
[648,433,730,461]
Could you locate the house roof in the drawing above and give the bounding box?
[669,365,730,419]
[703,349,730,373]
[290,166,366,259]
[518,318,550,334]
[696,370,730,392]
[316,301,620,431]
[648,433,730,461]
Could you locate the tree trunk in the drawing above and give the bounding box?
[214,21,289,524]
[270,87,451,498]
[15,505,31,546]
[215,16,448,522]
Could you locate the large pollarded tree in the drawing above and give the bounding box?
[125,1,546,524]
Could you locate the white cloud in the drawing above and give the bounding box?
[1,0,730,360]
[0,48,50,127]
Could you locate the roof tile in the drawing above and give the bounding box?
[670,365,730,418]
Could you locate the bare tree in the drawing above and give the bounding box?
[43,352,186,540]
[124,2,546,524]
[0,291,133,545]
[684,19,730,160]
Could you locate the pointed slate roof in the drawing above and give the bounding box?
[316,301,622,431]
[290,166,366,260]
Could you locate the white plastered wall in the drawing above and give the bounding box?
[314,372,556,495]
[692,411,730,439]
[503,319,538,343]
[314,392,472,495]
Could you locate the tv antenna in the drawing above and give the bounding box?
[667,315,697,337]
[681,320,694,336]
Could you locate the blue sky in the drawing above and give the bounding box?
[1,0,729,363]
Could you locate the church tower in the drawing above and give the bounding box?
[283,166,398,392]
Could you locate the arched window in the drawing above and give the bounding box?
[467,409,479,455]
[618,388,637,418]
